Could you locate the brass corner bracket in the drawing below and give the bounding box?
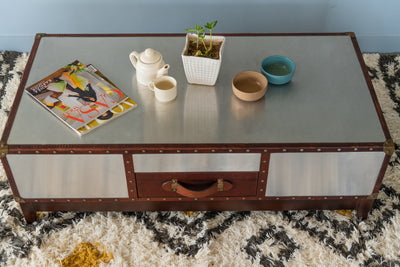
[345,32,356,37]
[14,196,25,204]
[384,139,395,156]
[367,192,379,200]
[35,33,46,40]
[0,142,8,158]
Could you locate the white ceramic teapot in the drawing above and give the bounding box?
[129,48,170,86]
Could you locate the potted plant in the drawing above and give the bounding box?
[181,20,226,86]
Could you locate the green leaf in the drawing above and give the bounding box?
[185,28,196,32]
[205,20,217,30]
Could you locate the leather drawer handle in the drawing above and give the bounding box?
[162,179,233,198]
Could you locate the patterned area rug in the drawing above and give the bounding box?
[0,51,399,266]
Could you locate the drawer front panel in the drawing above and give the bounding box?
[266,151,385,197]
[7,154,128,199]
[133,153,261,172]
[136,172,258,198]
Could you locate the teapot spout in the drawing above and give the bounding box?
[157,64,170,77]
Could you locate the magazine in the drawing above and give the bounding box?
[25,60,137,136]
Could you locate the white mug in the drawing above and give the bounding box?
[148,76,177,102]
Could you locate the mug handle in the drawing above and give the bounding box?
[148,81,155,91]
[129,51,140,68]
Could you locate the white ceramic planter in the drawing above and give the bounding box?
[182,33,226,86]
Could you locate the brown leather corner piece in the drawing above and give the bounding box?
[384,139,395,156]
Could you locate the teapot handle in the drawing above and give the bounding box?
[129,51,140,68]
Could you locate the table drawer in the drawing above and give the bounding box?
[136,172,258,198]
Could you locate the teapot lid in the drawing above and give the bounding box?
[140,48,162,64]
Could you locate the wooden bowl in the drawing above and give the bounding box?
[232,71,268,101]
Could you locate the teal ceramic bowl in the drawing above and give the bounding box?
[261,56,295,85]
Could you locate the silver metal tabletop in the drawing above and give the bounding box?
[7,35,385,145]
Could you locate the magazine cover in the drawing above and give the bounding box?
[25,60,137,136]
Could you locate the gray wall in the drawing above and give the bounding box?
[1,0,399,52]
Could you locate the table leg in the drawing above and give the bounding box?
[19,202,37,223]
[356,199,374,219]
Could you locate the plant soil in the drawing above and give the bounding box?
[184,38,222,59]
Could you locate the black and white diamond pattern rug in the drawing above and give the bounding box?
[0,51,399,266]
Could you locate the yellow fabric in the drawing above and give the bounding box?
[334,210,353,218]
[59,242,113,267]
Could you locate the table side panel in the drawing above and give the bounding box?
[7,154,128,198]
[266,151,385,196]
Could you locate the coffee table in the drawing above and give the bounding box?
[1,33,393,223]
